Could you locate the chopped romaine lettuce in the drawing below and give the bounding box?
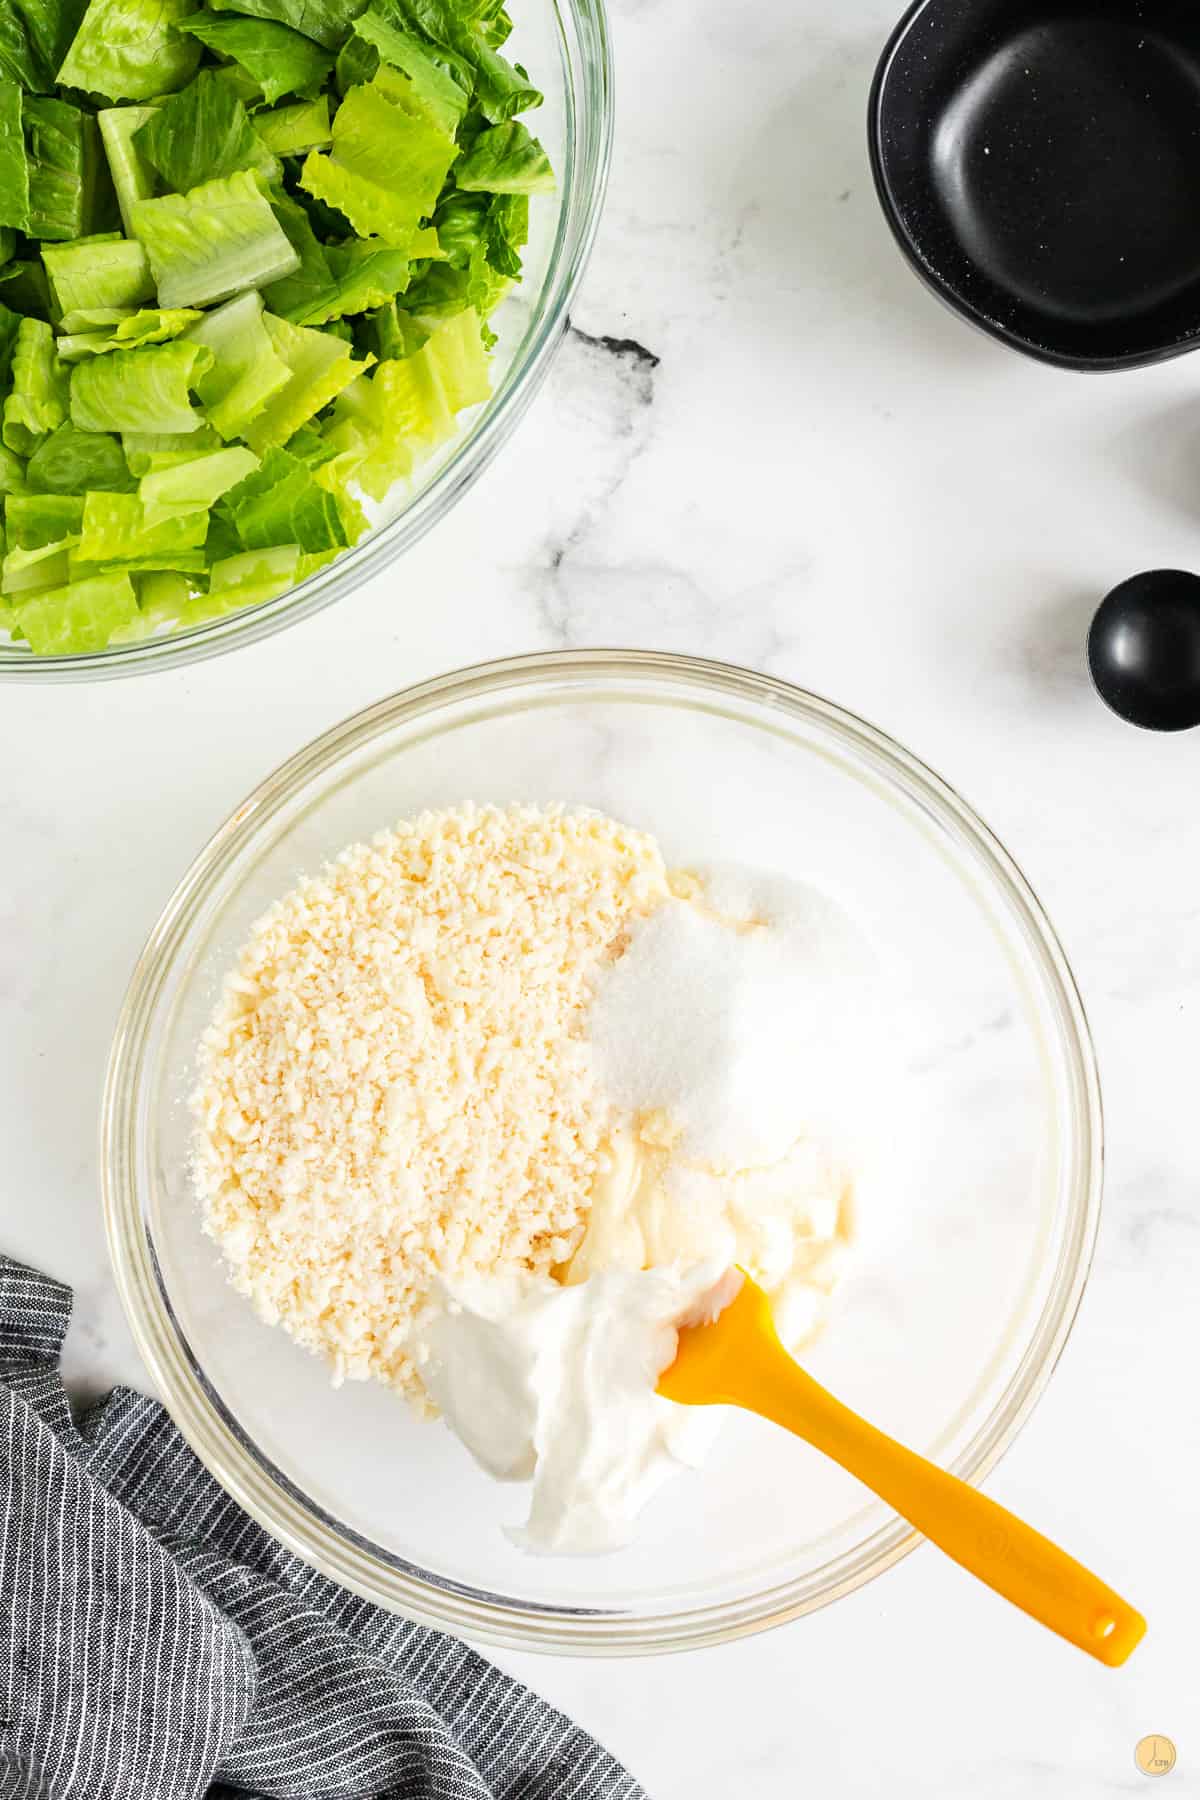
[204,0,364,52]
[24,99,111,242]
[6,491,83,544]
[252,94,331,155]
[0,0,548,653]
[97,106,158,233]
[183,288,290,438]
[322,306,484,498]
[299,74,456,246]
[56,305,201,359]
[130,168,300,307]
[74,487,207,562]
[42,235,153,315]
[242,309,368,450]
[14,570,137,650]
[179,14,333,104]
[0,78,29,233]
[3,315,68,453]
[132,69,276,194]
[2,535,75,594]
[122,423,221,473]
[204,540,300,608]
[341,11,466,134]
[281,238,409,325]
[138,441,257,522]
[68,337,213,432]
[0,442,27,491]
[57,0,202,103]
[219,442,352,549]
[0,0,87,93]
[26,420,131,491]
[454,119,551,193]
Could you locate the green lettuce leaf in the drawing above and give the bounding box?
[322,305,484,498]
[280,237,409,325]
[0,256,50,316]
[138,442,257,523]
[24,98,106,240]
[454,119,550,193]
[242,308,368,450]
[205,0,364,51]
[356,295,427,360]
[0,293,19,380]
[57,0,202,103]
[42,234,153,314]
[261,186,331,315]
[74,486,207,562]
[219,441,352,549]
[134,566,192,623]
[132,68,276,194]
[0,441,26,491]
[2,315,67,452]
[13,570,137,651]
[2,535,74,594]
[130,168,300,308]
[6,490,82,543]
[252,94,331,155]
[299,74,455,246]
[97,105,158,233]
[341,10,466,134]
[179,14,333,105]
[0,78,28,234]
[68,337,212,432]
[376,0,540,121]
[26,419,131,490]
[121,422,220,473]
[183,288,291,439]
[57,305,201,359]
[0,0,87,92]
[433,186,524,277]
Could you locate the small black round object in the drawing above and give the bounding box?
[1087,570,1200,731]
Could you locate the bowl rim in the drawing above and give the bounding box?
[866,0,1200,373]
[101,648,1104,1654]
[0,0,615,682]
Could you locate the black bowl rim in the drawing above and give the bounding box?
[866,0,1200,373]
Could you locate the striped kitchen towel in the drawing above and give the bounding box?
[0,1256,645,1800]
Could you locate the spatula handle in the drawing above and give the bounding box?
[742,1349,1145,1666]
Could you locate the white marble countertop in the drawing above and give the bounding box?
[3,0,1199,1791]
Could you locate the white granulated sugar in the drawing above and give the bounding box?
[587,863,878,1169]
[192,803,668,1402]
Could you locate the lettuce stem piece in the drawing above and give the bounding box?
[130,169,300,308]
[97,107,159,234]
[42,236,154,317]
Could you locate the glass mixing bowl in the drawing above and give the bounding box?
[102,650,1102,1653]
[0,1,611,683]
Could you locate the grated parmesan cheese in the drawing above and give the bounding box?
[192,803,669,1402]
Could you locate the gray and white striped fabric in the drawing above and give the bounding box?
[0,1256,646,1800]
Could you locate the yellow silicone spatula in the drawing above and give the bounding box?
[659,1274,1146,1666]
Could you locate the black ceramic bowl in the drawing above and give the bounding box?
[869,0,1200,370]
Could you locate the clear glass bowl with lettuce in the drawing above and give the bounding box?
[0,0,610,676]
